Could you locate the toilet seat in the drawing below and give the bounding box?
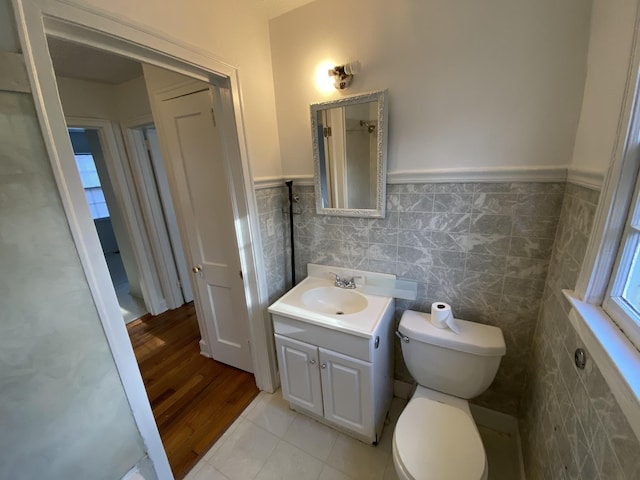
[393,397,487,480]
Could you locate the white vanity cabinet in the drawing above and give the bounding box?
[272,305,394,445]
[275,334,374,437]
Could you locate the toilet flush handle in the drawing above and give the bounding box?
[395,331,409,343]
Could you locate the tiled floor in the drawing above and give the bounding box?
[184,390,521,480]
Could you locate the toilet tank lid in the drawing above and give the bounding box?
[399,310,506,356]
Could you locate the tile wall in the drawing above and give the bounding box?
[258,181,565,416]
[256,186,289,304]
[520,183,640,479]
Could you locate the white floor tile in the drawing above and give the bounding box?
[209,418,279,480]
[383,459,399,480]
[194,394,525,480]
[240,391,265,418]
[318,465,353,480]
[183,462,204,480]
[244,390,297,437]
[283,414,339,461]
[254,440,324,480]
[325,433,389,480]
[377,397,407,453]
[186,463,230,480]
[477,424,520,480]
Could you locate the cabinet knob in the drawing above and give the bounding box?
[309,359,316,365]
[321,363,327,369]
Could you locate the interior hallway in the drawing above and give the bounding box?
[127,303,259,479]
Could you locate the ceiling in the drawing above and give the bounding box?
[46,1,315,85]
[262,0,315,19]
[47,37,143,85]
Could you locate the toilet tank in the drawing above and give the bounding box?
[398,310,506,399]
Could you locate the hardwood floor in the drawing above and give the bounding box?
[127,303,259,479]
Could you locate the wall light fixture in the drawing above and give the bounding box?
[328,61,360,90]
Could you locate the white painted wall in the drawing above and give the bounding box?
[115,76,154,122]
[55,76,118,119]
[56,75,153,123]
[78,0,283,179]
[570,0,639,173]
[56,76,146,299]
[269,0,592,177]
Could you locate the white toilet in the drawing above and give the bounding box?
[392,310,506,480]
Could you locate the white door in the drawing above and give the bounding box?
[274,334,323,416]
[155,88,253,373]
[319,347,373,437]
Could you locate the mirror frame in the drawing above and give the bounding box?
[310,89,388,218]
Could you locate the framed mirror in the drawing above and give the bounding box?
[311,89,388,218]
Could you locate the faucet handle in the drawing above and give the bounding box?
[329,271,342,281]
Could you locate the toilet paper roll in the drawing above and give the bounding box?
[430,302,460,334]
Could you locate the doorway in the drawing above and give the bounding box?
[49,32,255,458]
[11,1,280,471]
[68,127,148,323]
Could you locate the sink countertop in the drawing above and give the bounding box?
[268,276,394,339]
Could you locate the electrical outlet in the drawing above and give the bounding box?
[267,218,275,237]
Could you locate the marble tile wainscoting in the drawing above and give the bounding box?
[520,184,640,480]
[257,181,566,416]
[256,186,290,304]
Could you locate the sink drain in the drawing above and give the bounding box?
[336,311,344,315]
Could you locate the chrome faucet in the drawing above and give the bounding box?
[330,272,362,289]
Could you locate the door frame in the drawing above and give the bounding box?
[120,115,191,310]
[13,0,276,478]
[66,116,168,315]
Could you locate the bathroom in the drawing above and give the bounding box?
[2,0,639,479]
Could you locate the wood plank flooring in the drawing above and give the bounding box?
[127,303,259,479]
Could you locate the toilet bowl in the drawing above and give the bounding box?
[392,387,487,480]
[392,310,505,480]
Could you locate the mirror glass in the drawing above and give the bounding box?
[311,90,387,218]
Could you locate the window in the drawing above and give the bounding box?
[604,170,640,351]
[69,128,110,220]
[74,153,110,219]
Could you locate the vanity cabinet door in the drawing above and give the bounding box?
[274,334,323,416]
[319,348,374,438]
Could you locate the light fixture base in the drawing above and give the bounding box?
[328,61,360,90]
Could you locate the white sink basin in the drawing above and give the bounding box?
[301,286,368,315]
[268,266,395,338]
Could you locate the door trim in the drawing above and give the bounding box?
[67,116,168,315]
[120,116,188,310]
[13,0,277,478]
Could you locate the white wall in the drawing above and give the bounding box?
[79,0,283,179]
[570,0,639,173]
[56,75,153,123]
[115,76,154,122]
[56,76,147,299]
[269,0,593,177]
[55,76,118,119]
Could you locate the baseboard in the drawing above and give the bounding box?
[199,339,211,358]
[393,380,415,400]
[470,404,527,480]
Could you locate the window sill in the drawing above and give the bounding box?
[563,290,640,441]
